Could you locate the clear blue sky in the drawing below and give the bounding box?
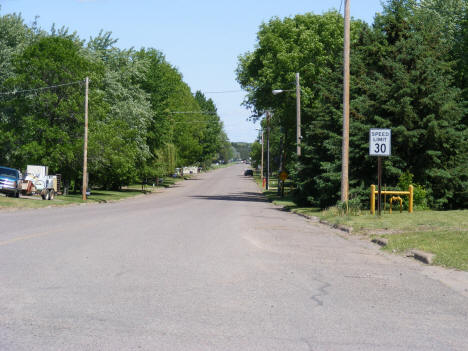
[1,0,383,142]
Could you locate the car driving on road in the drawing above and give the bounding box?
[0,166,21,198]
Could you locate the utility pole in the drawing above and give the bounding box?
[82,77,89,201]
[261,129,264,181]
[341,0,350,203]
[296,72,301,156]
[266,111,270,190]
[277,133,284,195]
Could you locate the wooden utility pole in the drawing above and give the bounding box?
[296,72,301,156]
[277,133,284,195]
[261,129,264,180]
[341,0,350,203]
[82,77,89,201]
[266,111,270,190]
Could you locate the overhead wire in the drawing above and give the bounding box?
[203,90,243,94]
[0,80,85,97]
[168,111,217,115]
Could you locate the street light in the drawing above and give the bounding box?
[272,89,293,95]
[272,72,301,156]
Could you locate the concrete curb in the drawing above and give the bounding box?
[291,211,319,222]
[318,219,353,234]
[370,238,435,265]
[261,187,439,267]
[409,250,435,265]
[371,238,389,247]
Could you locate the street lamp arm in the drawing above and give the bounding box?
[272,89,295,95]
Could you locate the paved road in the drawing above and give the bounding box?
[1,164,467,350]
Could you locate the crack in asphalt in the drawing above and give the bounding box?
[310,279,331,307]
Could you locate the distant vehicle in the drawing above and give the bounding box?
[244,169,254,176]
[0,166,21,198]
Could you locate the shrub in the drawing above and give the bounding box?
[398,171,428,210]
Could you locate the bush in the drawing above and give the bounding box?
[398,171,428,210]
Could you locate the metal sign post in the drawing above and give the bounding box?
[378,156,382,216]
[369,128,391,216]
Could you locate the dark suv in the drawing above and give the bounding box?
[0,166,21,198]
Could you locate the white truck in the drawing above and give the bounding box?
[21,165,58,200]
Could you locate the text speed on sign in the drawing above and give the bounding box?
[369,129,391,156]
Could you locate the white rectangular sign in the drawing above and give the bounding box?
[369,129,391,156]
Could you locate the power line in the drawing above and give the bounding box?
[168,111,217,115]
[173,121,216,124]
[203,90,243,94]
[0,80,85,96]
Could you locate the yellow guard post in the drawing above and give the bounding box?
[389,196,403,213]
[371,185,413,215]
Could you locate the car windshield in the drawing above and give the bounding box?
[0,167,17,178]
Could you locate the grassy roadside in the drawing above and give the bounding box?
[253,170,468,271]
[0,176,186,210]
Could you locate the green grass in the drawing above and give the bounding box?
[322,209,468,270]
[382,230,468,271]
[0,189,147,209]
[253,170,468,270]
[318,209,468,234]
[0,176,185,210]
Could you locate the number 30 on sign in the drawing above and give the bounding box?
[369,128,391,156]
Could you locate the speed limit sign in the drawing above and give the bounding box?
[369,129,391,156]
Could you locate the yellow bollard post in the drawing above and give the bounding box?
[389,197,393,214]
[409,185,414,213]
[370,185,376,215]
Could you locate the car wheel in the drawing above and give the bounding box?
[15,191,19,198]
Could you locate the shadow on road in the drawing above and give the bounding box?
[190,192,268,203]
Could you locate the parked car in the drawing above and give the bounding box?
[0,166,21,198]
[244,169,254,176]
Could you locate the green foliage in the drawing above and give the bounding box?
[218,134,235,163]
[231,142,252,160]
[0,14,231,189]
[0,36,96,182]
[398,171,428,209]
[250,141,262,169]
[0,12,33,83]
[237,0,468,210]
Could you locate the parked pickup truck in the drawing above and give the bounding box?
[0,166,21,198]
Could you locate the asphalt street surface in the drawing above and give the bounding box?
[1,164,467,350]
